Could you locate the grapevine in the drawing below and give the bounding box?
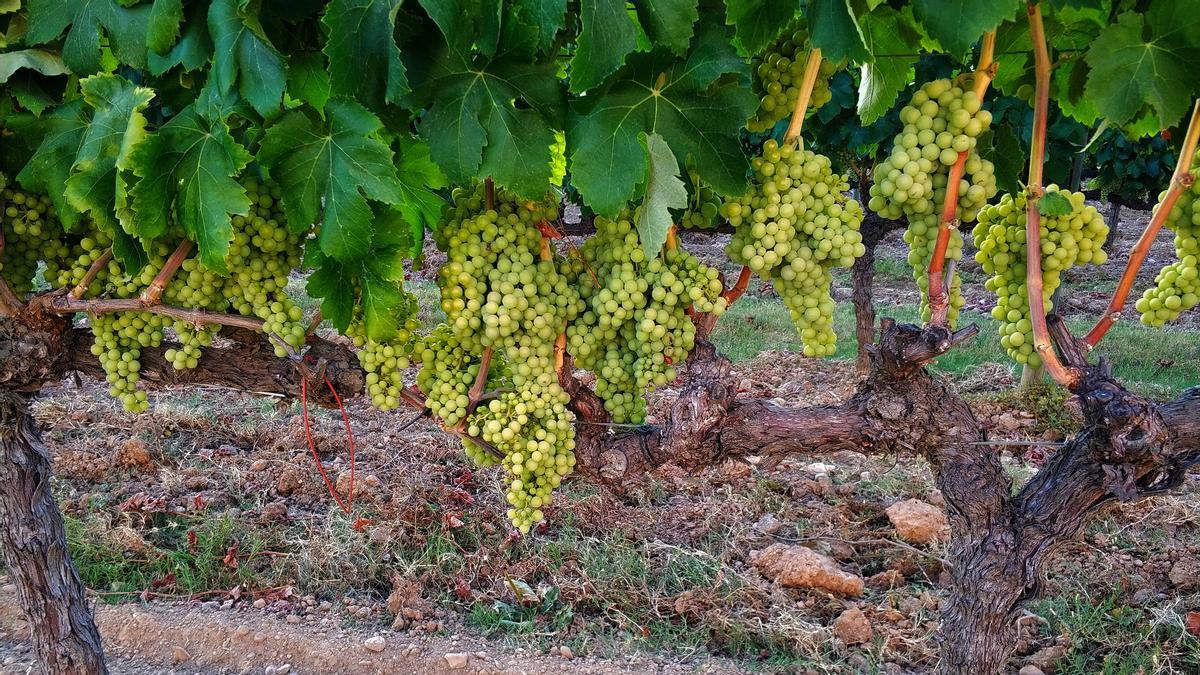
[747,27,837,133]
[1137,154,1200,327]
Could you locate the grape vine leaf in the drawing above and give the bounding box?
[393,135,449,255]
[148,0,211,75]
[411,41,562,198]
[147,0,183,54]
[25,0,150,73]
[64,75,153,265]
[307,235,415,341]
[207,0,286,117]
[634,0,700,55]
[288,52,331,112]
[258,99,407,262]
[322,0,408,112]
[1037,190,1073,217]
[1083,5,1200,129]
[857,7,919,125]
[507,0,568,55]
[17,99,90,230]
[808,0,869,64]
[570,26,755,217]
[722,0,798,56]
[912,0,1020,57]
[128,104,253,273]
[306,261,356,333]
[417,0,503,56]
[0,49,69,83]
[570,0,639,92]
[989,122,1024,195]
[635,132,686,256]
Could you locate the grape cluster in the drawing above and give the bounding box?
[550,131,567,187]
[720,140,865,355]
[427,184,582,532]
[973,187,1108,366]
[867,78,997,325]
[1,186,69,295]
[52,230,121,297]
[679,170,721,230]
[350,311,422,412]
[747,27,836,133]
[1138,156,1200,327]
[566,214,726,422]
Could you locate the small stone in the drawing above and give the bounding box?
[1019,667,1045,675]
[832,608,872,645]
[364,636,387,653]
[995,412,1021,433]
[285,614,301,624]
[171,646,191,664]
[253,599,267,609]
[1169,559,1198,590]
[750,544,864,596]
[443,652,469,669]
[559,646,574,659]
[265,667,277,675]
[275,665,292,674]
[474,651,487,659]
[885,499,949,545]
[249,459,269,472]
[753,513,784,535]
[234,625,251,637]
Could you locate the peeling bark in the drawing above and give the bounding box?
[0,391,107,675]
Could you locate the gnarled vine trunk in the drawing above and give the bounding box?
[0,390,107,675]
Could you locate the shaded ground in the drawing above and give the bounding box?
[0,202,1197,674]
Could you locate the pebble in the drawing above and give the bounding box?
[444,652,469,669]
[1019,666,1045,675]
[285,614,301,624]
[364,636,387,653]
[171,646,191,664]
[234,625,251,637]
[276,665,292,674]
[253,599,267,609]
[559,646,574,660]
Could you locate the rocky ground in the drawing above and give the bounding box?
[0,203,1197,674]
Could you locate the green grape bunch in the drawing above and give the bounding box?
[566,214,726,423]
[1138,154,1200,327]
[720,139,865,356]
[679,170,722,230]
[867,78,998,325]
[747,27,837,133]
[1,186,70,295]
[973,187,1108,366]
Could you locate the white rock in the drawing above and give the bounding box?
[444,652,469,669]
[363,636,387,653]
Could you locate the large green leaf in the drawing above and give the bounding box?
[857,7,919,125]
[569,26,755,217]
[635,132,686,256]
[17,99,89,229]
[417,0,503,55]
[147,0,183,54]
[912,0,1020,57]
[0,49,68,86]
[64,74,153,259]
[25,0,151,73]
[288,51,331,112]
[322,0,408,112]
[1083,4,1200,129]
[307,244,416,341]
[411,43,562,198]
[147,0,211,75]
[128,105,253,272]
[634,0,699,55]
[257,100,406,262]
[570,0,639,92]
[507,0,567,55]
[723,0,799,55]
[393,135,448,255]
[207,0,286,117]
[808,0,870,63]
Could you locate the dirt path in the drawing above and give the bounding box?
[0,585,744,674]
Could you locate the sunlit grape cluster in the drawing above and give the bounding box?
[868,78,997,325]
[349,310,421,411]
[973,187,1107,366]
[747,27,837,133]
[550,131,567,187]
[1138,155,1200,327]
[566,214,726,422]
[721,140,865,355]
[1,186,69,295]
[428,183,582,532]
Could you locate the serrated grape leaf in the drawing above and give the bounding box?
[258,100,406,262]
[322,0,407,112]
[147,0,211,75]
[64,75,153,262]
[128,105,253,272]
[722,0,798,56]
[857,7,919,125]
[393,135,447,255]
[808,0,870,64]
[360,266,413,341]
[506,0,567,55]
[990,122,1024,195]
[147,0,183,54]
[570,25,755,217]
[25,0,150,73]
[9,73,57,116]
[1037,190,1072,217]
[570,0,639,92]
[991,20,1031,97]
[634,0,699,55]
[417,0,503,56]
[411,43,562,198]
[635,132,686,256]
[912,0,1019,57]
[288,51,330,112]
[306,261,356,332]
[306,245,415,340]
[17,99,89,229]
[0,49,68,83]
[207,0,286,117]
[1083,5,1200,129]
[1054,54,1097,126]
